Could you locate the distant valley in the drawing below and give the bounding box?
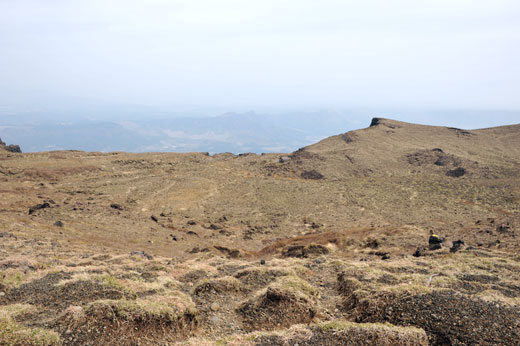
[1,109,519,154]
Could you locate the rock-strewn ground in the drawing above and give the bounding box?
[1,119,519,345]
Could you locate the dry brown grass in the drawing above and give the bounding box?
[0,305,61,346]
[22,165,100,180]
[0,118,518,344]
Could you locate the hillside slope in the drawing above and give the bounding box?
[298,117,520,177]
[0,118,519,345]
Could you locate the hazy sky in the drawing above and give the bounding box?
[1,0,520,113]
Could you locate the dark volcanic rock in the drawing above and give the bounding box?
[28,202,51,215]
[450,240,464,253]
[434,155,456,166]
[413,247,426,257]
[253,322,428,346]
[0,138,22,153]
[352,290,520,346]
[496,223,512,233]
[300,170,324,180]
[407,149,461,167]
[289,148,325,162]
[2,274,126,311]
[370,118,382,127]
[446,167,466,177]
[5,144,22,153]
[110,203,124,210]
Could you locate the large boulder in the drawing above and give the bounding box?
[0,138,22,153]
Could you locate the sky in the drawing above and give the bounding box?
[1,0,520,117]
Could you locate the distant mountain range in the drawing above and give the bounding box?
[0,111,365,153]
[0,110,519,153]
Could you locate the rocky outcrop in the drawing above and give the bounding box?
[0,138,22,153]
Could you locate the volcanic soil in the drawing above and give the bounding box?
[0,118,519,345]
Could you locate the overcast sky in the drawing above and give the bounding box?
[1,0,519,114]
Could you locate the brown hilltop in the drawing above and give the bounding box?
[0,118,519,345]
[301,117,520,175]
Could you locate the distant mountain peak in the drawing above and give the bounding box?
[369,117,408,128]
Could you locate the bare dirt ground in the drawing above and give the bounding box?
[0,118,519,345]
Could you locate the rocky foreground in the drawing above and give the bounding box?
[0,119,519,345]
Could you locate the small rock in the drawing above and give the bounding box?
[260,259,266,265]
[28,202,51,215]
[0,292,5,297]
[110,203,123,210]
[151,215,159,222]
[446,167,466,177]
[54,221,64,227]
[210,302,220,311]
[364,238,379,249]
[450,240,465,253]
[413,247,425,257]
[496,223,511,233]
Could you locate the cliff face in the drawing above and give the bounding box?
[0,138,22,153]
